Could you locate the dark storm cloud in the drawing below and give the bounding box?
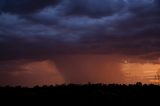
[0,0,160,62]
[0,0,61,14]
[0,60,28,72]
[63,0,126,18]
[155,0,160,7]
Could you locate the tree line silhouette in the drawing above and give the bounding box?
[0,82,160,105]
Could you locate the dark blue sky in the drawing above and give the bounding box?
[0,0,160,86]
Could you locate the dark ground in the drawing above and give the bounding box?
[0,83,160,105]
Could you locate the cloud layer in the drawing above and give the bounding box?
[0,0,61,14]
[0,0,159,60]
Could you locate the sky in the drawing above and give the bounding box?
[0,0,160,87]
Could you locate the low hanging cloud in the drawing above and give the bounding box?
[0,60,64,87]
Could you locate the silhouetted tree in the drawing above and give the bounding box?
[136,82,142,86]
[0,83,160,105]
[155,69,160,85]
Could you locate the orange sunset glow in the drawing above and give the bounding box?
[122,62,160,84]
